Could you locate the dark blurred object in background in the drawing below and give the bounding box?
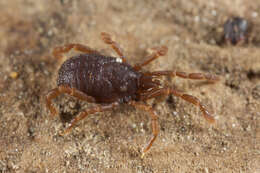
[223,17,249,45]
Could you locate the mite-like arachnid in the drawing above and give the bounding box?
[46,32,219,156]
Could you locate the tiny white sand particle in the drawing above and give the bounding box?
[252,12,258,18]
[194,16,200,22]
[211,10,217,16]
[116,58,122,63]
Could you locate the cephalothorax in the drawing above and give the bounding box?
[46,32,219,156]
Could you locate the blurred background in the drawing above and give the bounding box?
[0,0,259,172]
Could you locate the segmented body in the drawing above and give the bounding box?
[57,54,141,103]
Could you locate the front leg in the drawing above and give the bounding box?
[101,32,127,63]
[133,46,168,71]
[140,87,215,123]
[143,71,219,82]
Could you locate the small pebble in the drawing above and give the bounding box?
[10,72,18,79]
[252,84,260,100]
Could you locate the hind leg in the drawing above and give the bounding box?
[45,85,96,117]
[52,43,101,59]
[61,102,119,135]
[129,101,159,157]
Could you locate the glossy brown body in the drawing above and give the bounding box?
[57,54,141,103]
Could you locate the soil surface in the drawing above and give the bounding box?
[0,0,259,172]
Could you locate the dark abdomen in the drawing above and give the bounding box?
[57,54,140,103]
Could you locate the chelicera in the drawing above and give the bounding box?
[46,32,219,156]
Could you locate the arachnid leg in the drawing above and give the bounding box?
[61,102,119,135]
[57,85,96,102]
[144,71,219,82]
[45,85,96,117]
[46,88,60,116]
[129,101,159,157]
[141,88,215,123]
[133,46,168,71]
[53,43,101,59]
[101,32,127,63]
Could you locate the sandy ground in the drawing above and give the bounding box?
[0,0,259,172]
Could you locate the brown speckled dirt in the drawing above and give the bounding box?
[0,0,259,173]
